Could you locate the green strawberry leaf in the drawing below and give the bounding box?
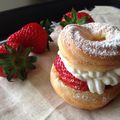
[18,68,27,81]
[40,20,44,27]
[40,19,53,51]
[7,69,16,81]
[63,15,72,23]
[28,56,37,63]
[0,54,11,59]
[60,8,92,27]
[77,16,88,25]
[24,47,31,56]
[71,8,77,23]
[4,43,15,54]
[60,21,68,27]
[0,60,6,66]
[40,19,53,35]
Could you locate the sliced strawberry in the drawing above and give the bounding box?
[54,55,88,91]
[60,8,94,27]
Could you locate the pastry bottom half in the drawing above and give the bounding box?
[50,65,120,110]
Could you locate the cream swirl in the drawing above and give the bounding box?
[58,51,120,94]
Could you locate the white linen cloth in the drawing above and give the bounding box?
[0,6,120,120]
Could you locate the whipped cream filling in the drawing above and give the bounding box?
[58,51,120,94]
[50,22,62,42]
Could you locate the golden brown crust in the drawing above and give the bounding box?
[50,65,120,110]
[58,24,120,72]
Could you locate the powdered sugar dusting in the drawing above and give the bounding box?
[62,23,120,57]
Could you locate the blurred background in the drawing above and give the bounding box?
[0,0,53,12]
[0,0,119,39]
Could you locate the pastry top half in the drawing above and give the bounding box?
[58,23,120,72]
[57,22,120,94]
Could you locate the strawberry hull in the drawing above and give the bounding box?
[60,9,94,27]
[61,11,94,23]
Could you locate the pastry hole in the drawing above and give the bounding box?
[92,35,106,41]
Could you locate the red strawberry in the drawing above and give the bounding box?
[7,22,48,54]
[0,44,7,54]
[54,55,88,91]
[0,67,6,77]
[60,8,94,27]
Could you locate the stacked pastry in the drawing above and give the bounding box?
[50,22,120,110]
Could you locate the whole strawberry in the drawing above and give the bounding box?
[7,22,48,54]
[60,8,94,27]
